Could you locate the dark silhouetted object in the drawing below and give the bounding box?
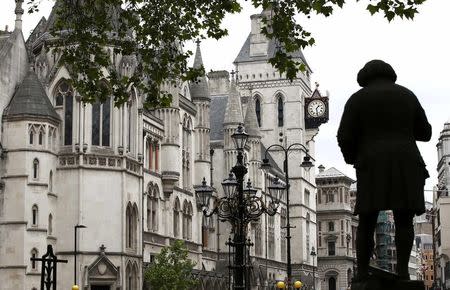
[30,244,68,290]
[337,60,431,289]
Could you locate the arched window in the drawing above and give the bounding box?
[32,205,38,226]
[173,198,181,238]
[33,159,39,179]
[38,129,44,145]
[182,202,193,240]
[31,248,38,270]
[48,214,53,235]
[49,171,53,192]
[329,221,335,232]
[29,130,34,145]
[277,95,284,127]
[127,93,137,154]
[255,97,262,127]
[147,184,159,232]
[126,204,137,249]
[92,96,111,146]
[182,115,192,189]
[55,81,73,145]
[126,263,134,290]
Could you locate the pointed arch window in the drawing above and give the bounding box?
[277,95,284,127]
[255,96,262,127]
[55,81,73,145]
[32,205,38,226]
[38,129,44,145]
[182,116,192,190]
[182,201,193,240]
[147,184,159,232]
[92,97,111,146]
[49,171,53,192]
[33,159,39,179]
[173,198,181,238]
[31,248,38,270]
[29,130,34,145]
[48,214,53,235]
[126,204,138,250]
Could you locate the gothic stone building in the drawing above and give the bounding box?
[316,166,357,290]
[0,3,326,290]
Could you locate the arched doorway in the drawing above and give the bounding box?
[328,276,336,290]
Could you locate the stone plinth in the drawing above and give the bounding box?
[351,266,425,290]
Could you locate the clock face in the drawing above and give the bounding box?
[307,100,326,117]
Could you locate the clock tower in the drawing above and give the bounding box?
[305,84,329,129]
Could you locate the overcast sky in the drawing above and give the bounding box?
[2,0,449,202]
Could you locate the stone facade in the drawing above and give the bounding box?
[316,166,357,290]
[435,120,450,289]
[0,3,324,290]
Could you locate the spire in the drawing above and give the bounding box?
[244,95,261,138]
[189,40,209,101]
[3,69,60,121]
[223,71,243,125]
[193,39,203,69]
[14,0,24,30]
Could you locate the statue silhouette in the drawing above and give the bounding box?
[337,60,431,282]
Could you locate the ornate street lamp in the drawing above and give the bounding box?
[261,142,314,289]
[194,177,214,210]
[195,124,279,290]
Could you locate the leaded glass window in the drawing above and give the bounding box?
[64,90,73,145]
[55,81,73,146]
[255,97,261,127]
[91,97,111,146]
[277,95,284,127]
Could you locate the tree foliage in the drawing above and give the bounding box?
[27,0,427,108]
[143,240,198,290]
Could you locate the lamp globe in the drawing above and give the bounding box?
[276,281,286,289]
[294,280,303,289]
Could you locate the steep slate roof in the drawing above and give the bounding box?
[4,70,60,121]
[233,33,310,70]
[189,42,209,101]
[210,95,228,141]
[0,29,21,60]
[316,167,354,182]
[244,96,260,137]
[223,79,243,125]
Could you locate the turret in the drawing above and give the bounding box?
[223,72,243,173]
[243,94,262,188]
[189,41,211,185]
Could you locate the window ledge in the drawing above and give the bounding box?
[47,235,57,241]
[28,181,48,187]
[48,192,58,198]
[27,227,47,232]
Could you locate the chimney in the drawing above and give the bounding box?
[318,164,325,173]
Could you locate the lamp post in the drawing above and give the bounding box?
[195,124,280,290]
[74,224,86,286]
[310,246,317,290]
[260,143,314,289]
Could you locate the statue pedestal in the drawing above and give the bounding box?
[351,266,425,290]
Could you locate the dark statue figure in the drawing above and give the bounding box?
[337,60,431,289]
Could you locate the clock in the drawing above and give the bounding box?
[307,99,326,117]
